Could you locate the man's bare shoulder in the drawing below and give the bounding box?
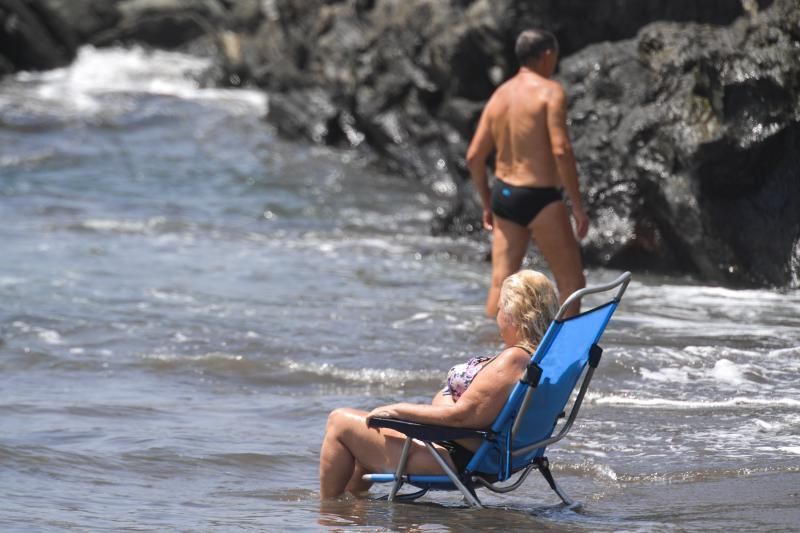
[486,79,513,105]
[535,77,566,102]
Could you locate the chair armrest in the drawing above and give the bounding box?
[367,417,491,441]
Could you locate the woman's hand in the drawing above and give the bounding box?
[366,404,400,424]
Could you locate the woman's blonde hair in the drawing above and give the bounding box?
[498,270,558,350]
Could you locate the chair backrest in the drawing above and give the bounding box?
[466,273,628,480]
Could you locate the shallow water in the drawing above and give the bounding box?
[1,46,798,532]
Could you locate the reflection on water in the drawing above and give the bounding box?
[1,46,798,531]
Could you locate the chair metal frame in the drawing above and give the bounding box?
[364,272,631,508]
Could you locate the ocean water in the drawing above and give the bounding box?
[1,46,798,532]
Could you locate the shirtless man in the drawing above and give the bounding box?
[466,29,588,318]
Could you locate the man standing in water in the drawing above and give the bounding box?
[466,29,588,318]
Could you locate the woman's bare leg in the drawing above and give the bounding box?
[344,463,372,495]
[320,409,361,499]
[319,408,453,499]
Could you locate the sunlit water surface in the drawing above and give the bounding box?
[1,47,798,532]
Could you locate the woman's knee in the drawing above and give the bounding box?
[325,408,350,435]
[325,407,365,436]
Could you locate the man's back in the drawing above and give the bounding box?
[487,72,562,188]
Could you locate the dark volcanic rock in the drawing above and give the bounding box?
[249,0,490,195]
[249,0,798,287]
[499,0,775,57]
[249,0,770,179]
[0,0,78,72]
[560,0,800,286]
[3,0,797,286]
[89,0,226,49]
[1,0,263,75]
[34,0,263,55]
[29,0,264,86]
[36,0,123,42]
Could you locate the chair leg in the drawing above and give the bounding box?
[388,437,413,502]
[464,484,482,507]
[423,442,482,508]
[394,488,429,502]
[536,457,579,508]
[373,487,429,502]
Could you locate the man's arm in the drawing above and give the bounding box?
[466,104,496,230]
[547,84,589,239]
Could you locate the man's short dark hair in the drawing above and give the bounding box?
[515,29,558,65]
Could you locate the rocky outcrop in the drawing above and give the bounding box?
[243,0,798,287]
[38,0,263,49]
[0,0,78,73]
[2,0,797,286]
[246,0,495,195]
[244,0,772,193]
[559,3,800,286]
[0,0,263,75]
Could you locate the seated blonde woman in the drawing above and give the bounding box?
[319,270,558,499]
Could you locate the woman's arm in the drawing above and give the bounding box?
[366,402,465,428]
[431,390,455,407]
[367,348,528,429]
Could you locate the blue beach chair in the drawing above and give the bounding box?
[364,272,631,508]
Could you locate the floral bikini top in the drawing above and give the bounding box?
[441,355,496,402]
[441,345,533,402]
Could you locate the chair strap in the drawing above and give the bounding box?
[512,343,534,354]
[521,361,543,386]
[589,344,603,368]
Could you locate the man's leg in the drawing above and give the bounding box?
[529,201,585,317]
[486,216,530,317]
